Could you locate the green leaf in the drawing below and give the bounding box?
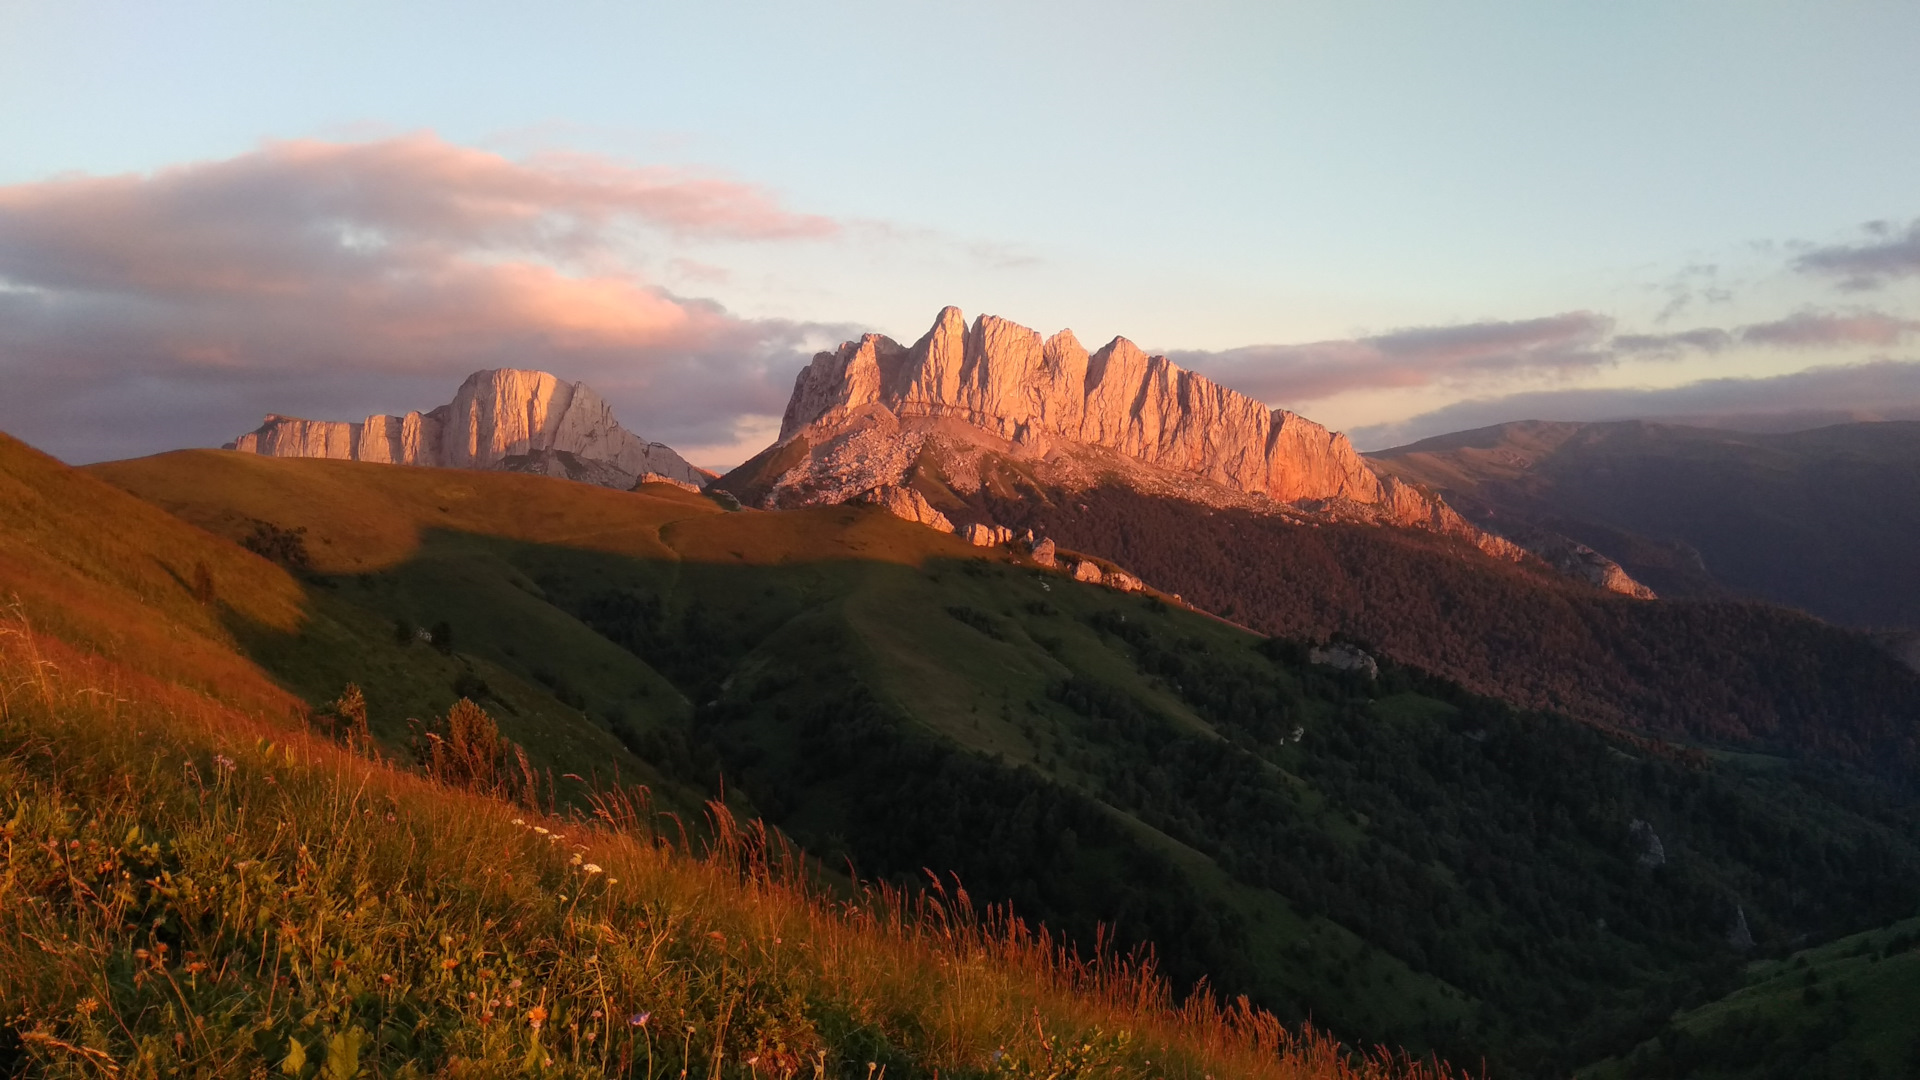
[323,1027,364,1080]
[280,1036,307,1076]
[323,1026,367,1080]
[522,1032,544,1073]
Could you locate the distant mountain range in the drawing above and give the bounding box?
[1370,419,1920,632]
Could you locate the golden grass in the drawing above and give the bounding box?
[0,608,1463,1080]
[0,435,304,714]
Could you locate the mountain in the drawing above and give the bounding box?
[227,367,705,489]
[84,439,1920,1076]
[2,433,1407,1080]
[727,307,1503,534]
[1370,419,1920,630]
[718,311,1919,781]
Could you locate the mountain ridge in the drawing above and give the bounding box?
[227,367,704,489]
[1369,418,1920,626]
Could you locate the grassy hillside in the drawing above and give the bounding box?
[1583,916,1920,1078]
[0,588,1452,1079]
[1370,419,1920,628]
[85,449,1920,1077]
[0,432,304,713]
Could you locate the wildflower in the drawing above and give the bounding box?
[379,973,395,985]
[527,1006,548,1030]
[583,863,603,875]
[570,853,582,866]
[533,827,549,835]
[590,1009,603,1019]
[213,754,235,772]
[607,878,618,885]
[629,1012,651,1027]
[478,969,495,980]
[511,818,525,826]
[442,958,460,970]
[509,978,523,989]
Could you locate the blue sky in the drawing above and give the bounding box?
[4,1,1919,464]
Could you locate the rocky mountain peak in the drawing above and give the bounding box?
[763,307,1424,507]
[228,368,702,490]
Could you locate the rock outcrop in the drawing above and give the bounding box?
[228,369,703,490]
[777,306,1403,506]
[1310,643,1380,680]
[724,307,1520,558]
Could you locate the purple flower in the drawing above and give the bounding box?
[629,1012,651,1027]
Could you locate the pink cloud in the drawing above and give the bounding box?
[1170,312,1615,404]
[1738,309,1920,348]
[0,135,853,464]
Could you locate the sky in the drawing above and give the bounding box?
[4,1,1920,466]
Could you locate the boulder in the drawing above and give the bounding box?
[858,485,954,533]
[1309,643,1379,680]
[1029,537,1058,567]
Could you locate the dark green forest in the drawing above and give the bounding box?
[972,483,1920,779]
[557,563,1920,1076]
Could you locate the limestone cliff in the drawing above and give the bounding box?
[777,306,1393,504]
[227,369,702,489]
[730,307,1512,553]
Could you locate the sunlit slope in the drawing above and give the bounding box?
[0,433,302,711]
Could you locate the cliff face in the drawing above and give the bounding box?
[778,306,1390,504]
[228,369,702,489]
[743,307,1486,536]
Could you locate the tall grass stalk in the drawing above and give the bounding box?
[0,611,1460,1079]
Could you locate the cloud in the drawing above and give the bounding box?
[0,135,849,464]
[1176,305,1920,406]
[1611,327,1735,356]
[1614,310,1920,356]
[1738,309,1920,347]
[1348,359,1920,450]
[1793,218,1920,290]
[1169,312,1616,403]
